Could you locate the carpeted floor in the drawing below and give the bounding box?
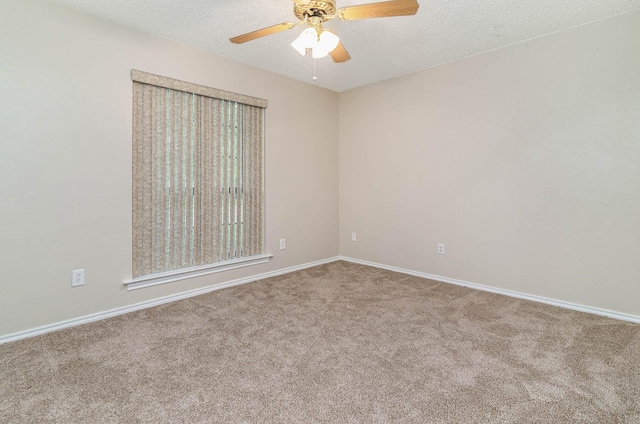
[1,261,639,423]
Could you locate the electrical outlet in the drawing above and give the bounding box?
[279,239,286,250]
[72,269,85,287]
[437,244,445,255]
[351,232,357,242]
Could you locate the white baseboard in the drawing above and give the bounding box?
[4,255,637,345]
[339,256,640,324]
[0,256,341,345]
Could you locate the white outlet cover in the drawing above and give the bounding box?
[72,269,85,287]
[279,239,286,250]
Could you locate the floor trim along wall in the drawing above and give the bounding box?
[340,256,640,325]
[4,256,638,344]
[0,256,341,345]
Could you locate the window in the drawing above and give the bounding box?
[126,70,270,290]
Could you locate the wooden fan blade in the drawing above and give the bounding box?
[230,22,297,44]
[330,42,351,63]
[338,0,419,21]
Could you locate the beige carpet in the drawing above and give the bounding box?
[1,261,639,423]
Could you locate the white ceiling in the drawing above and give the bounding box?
[46,0,640,92]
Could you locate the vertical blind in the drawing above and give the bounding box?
[132,72,265,278]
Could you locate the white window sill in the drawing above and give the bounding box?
[123,254,273,291]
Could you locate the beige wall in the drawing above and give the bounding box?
[339,11,640,316]
[0,0,339,337]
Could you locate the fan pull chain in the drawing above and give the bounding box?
[313,58,317,82]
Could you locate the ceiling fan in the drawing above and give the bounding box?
[229,0,420,63]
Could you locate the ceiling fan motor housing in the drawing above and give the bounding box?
[294,0,337,20]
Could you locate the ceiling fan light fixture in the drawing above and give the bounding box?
[291,37,308,56]
[291,27,318,56]
[311,46,330,59]
[317,30,340,53]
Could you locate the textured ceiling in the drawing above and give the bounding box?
[46,0,640,92]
